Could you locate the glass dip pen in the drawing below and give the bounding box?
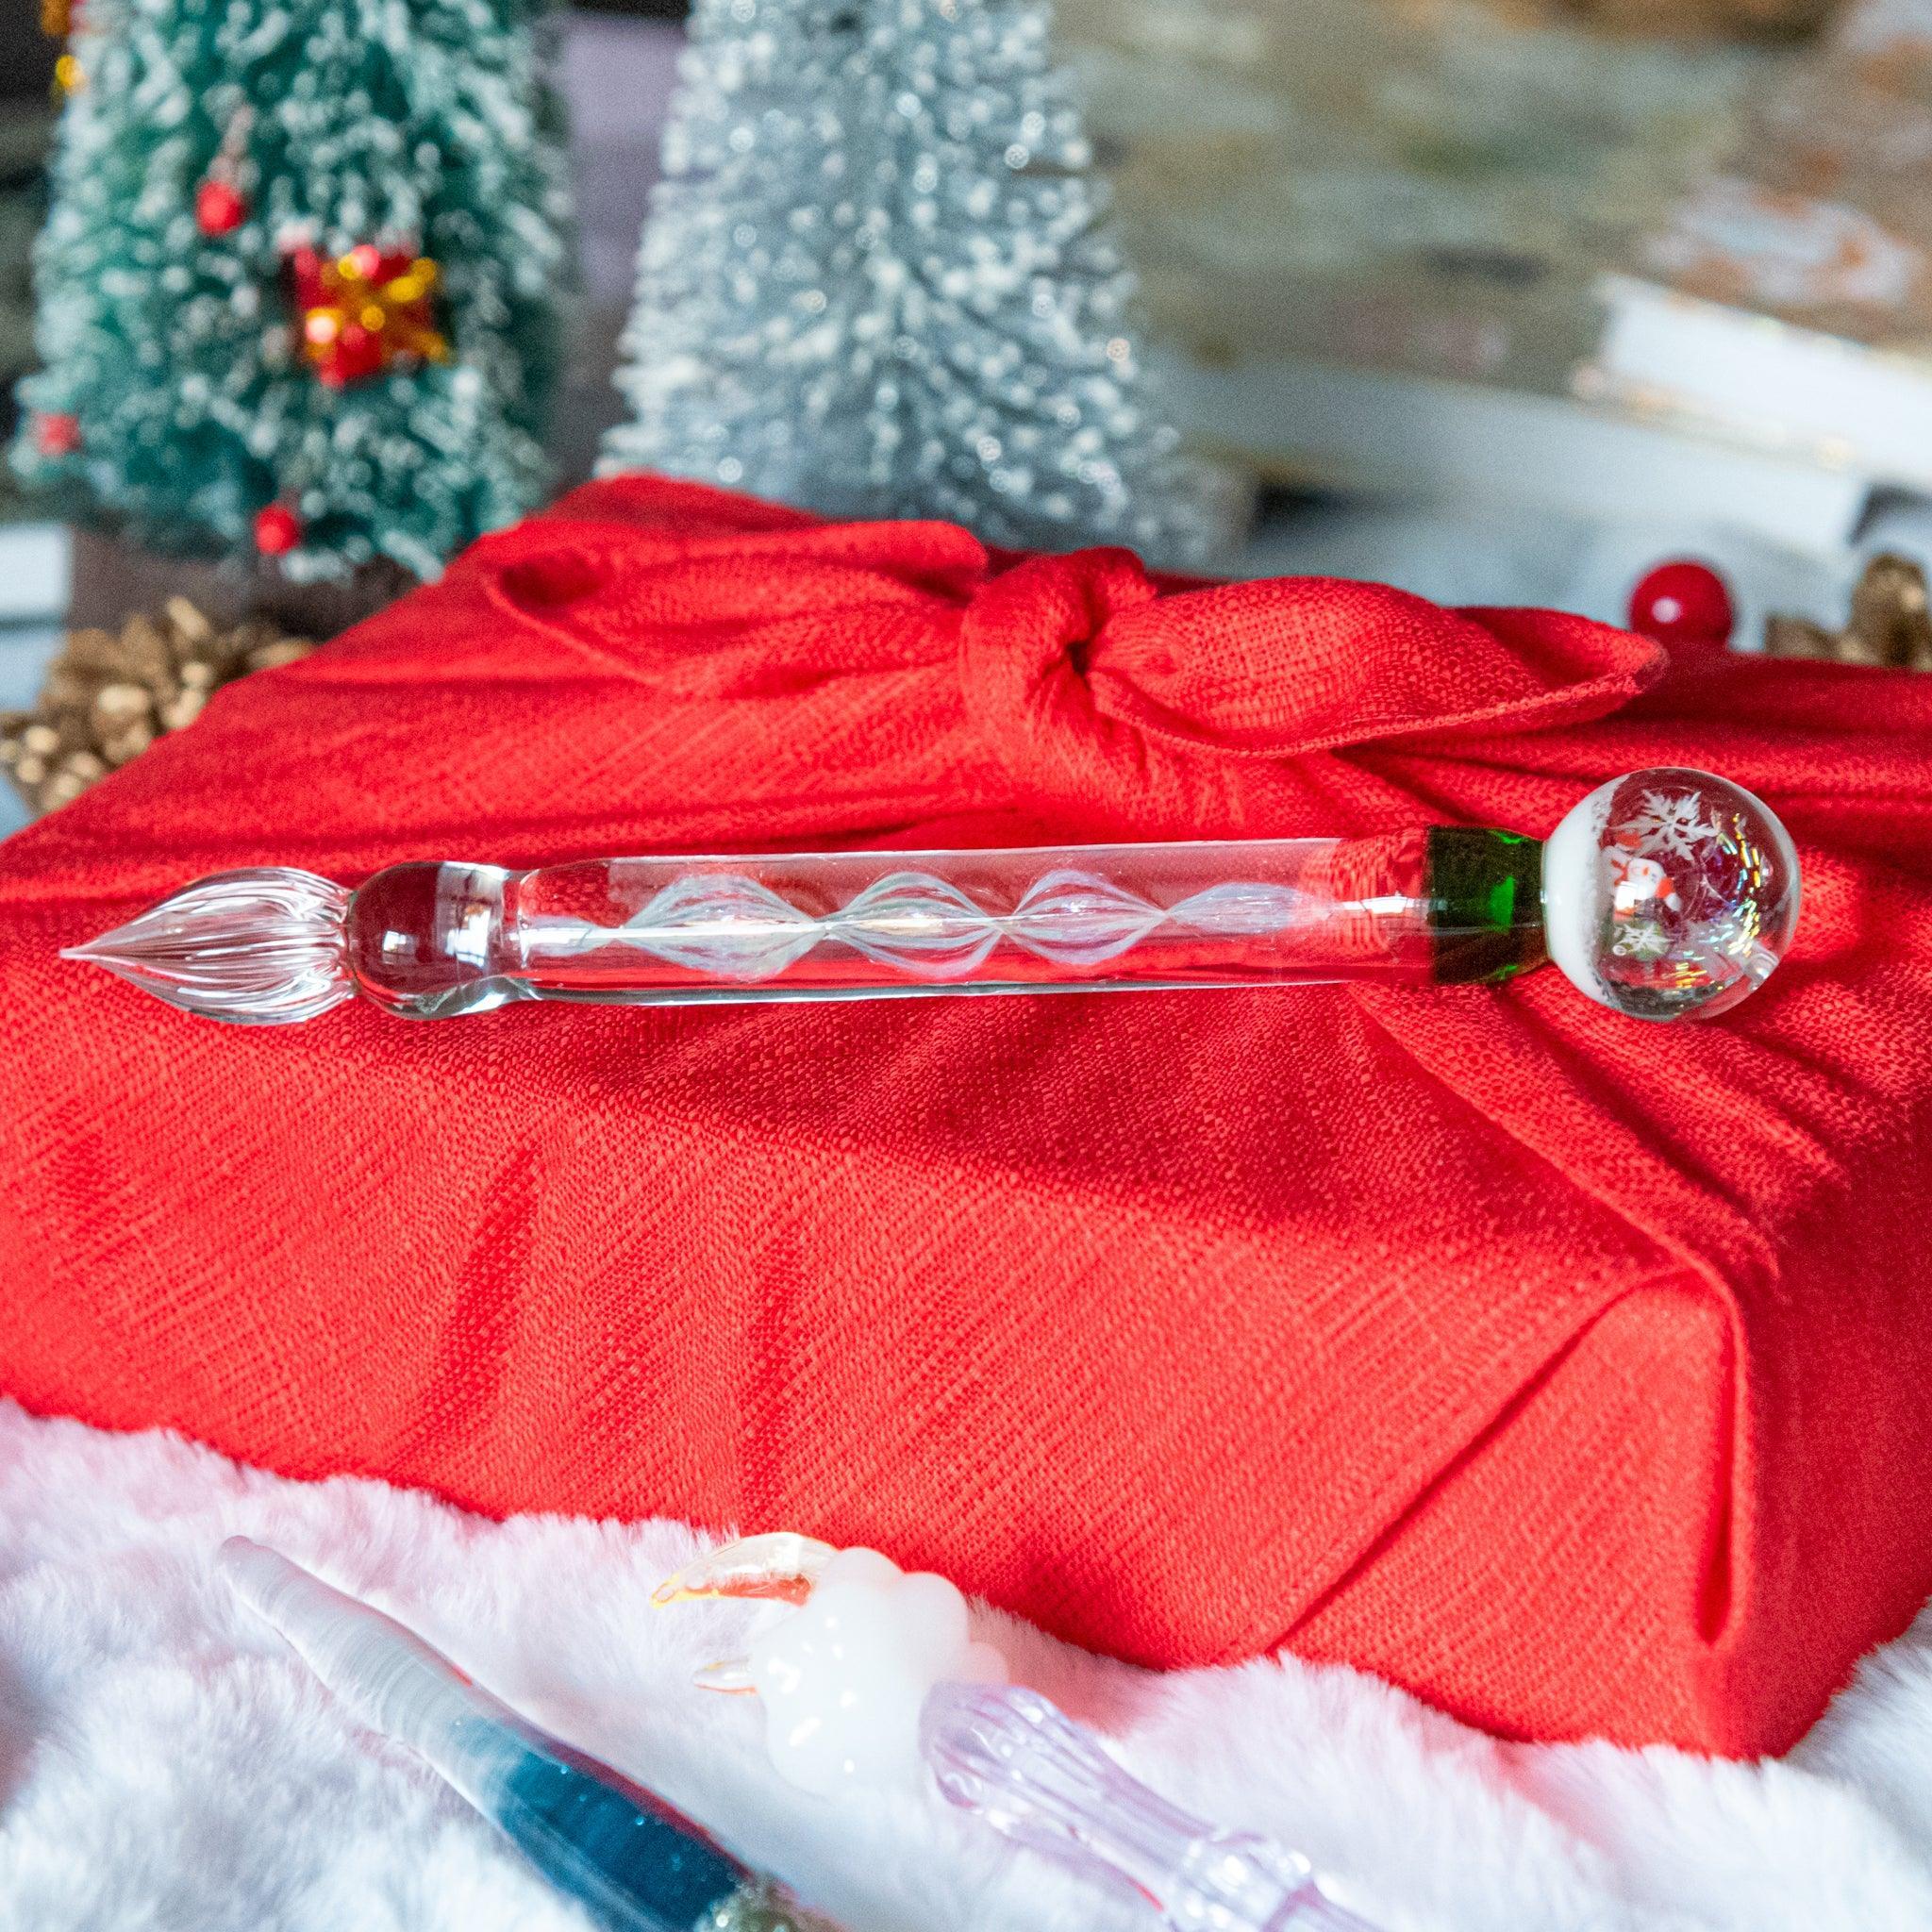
[66,768,1799,1027]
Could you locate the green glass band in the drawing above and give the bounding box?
[1424,827,1548,986]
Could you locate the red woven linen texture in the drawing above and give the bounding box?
[1,475,1928,1757]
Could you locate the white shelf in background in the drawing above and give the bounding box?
[1167,354,1874,559]
[1590,274,1932,499]
[0,522,72,625]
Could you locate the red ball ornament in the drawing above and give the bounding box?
[195,177,247,238]
[1627,560,1735,647]
[253,504,302,557]
[33,411,81,458]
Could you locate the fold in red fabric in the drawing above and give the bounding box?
[2,475,1928,1757]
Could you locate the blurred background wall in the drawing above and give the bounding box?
[8,0,1932,834]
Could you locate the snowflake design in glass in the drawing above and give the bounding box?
[1610,922,1674,961]
[1616,790,1723,861]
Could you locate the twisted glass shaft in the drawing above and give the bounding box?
[342,831,1524,1020]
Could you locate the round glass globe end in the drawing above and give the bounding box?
[1542,768,1800,1022]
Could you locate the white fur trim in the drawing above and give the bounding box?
[0,1400,1925,1929]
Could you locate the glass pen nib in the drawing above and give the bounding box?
[62,868,352,1025]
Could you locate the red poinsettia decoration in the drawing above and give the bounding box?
[289,243,449,389]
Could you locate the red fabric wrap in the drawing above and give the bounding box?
[2,475,1928,1756]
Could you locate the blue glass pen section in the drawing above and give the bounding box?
[496,1738,749,1932]
[216,1542,841,1932]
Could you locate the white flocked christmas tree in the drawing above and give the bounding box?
[601,0,1235,564]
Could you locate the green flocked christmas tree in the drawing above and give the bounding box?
[14,0,573,581]
[602,0,1235,565]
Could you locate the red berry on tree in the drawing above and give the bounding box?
[1628,560,1735,647]
[253,504,302,557]
[195,178,247,237]
[34,412,81,458]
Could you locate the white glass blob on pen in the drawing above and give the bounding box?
[652,1533,1383,1932]
[64,768,1801,1026]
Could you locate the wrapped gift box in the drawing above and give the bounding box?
[1,475,1927,1757]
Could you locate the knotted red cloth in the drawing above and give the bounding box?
[2,475,1928,1756]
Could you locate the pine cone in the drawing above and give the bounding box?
[0,597,314,818]
[1762,555,1932,671]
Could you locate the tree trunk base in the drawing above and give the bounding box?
[69,525,414,641]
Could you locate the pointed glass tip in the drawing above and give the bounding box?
[63,867,355,1025]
